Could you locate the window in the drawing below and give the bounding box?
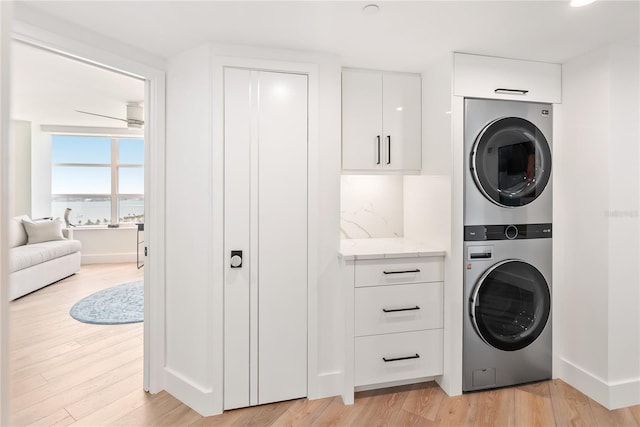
[51,135,144,226]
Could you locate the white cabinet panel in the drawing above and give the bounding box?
[342,70,383,170]
[454,53,561,103]
[342,69,421,172]
[355,282,443,336]
[354,257,443,287]
[354,329,443,387]
[383,73,422,171]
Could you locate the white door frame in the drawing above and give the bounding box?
[0,3,14,426]
[3,17,166,397]
[211,54,319,410]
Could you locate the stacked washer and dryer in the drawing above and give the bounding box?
[463,98,553,392]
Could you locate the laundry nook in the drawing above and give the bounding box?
[2,1,638,425]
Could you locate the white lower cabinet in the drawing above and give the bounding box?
[344,255,444,402]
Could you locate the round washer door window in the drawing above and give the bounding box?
[471,117,552,207]
[471,259,550,351]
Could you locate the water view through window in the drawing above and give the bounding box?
[51,135,144,225]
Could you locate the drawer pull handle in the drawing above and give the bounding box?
[382,353,420,363]
[494,88,529,95]
[383,269,421,275]
[382,306,420,313]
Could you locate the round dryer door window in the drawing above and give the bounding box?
[471,117,552,207]
[471,259,550,351]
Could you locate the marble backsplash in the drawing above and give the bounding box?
[340,175,404,239]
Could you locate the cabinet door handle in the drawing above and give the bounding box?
[383,353,420,363]
[383,269,421,275]
[376,135,381,165]
[382,305,420,313]
[494,88,529,95]
[387,135,391,164]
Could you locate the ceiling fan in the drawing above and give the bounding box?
[76,102,144,128]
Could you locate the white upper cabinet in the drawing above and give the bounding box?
[454,53,561,103]
[342,69,421,172]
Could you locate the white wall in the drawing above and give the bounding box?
[165,43,342,415]
[555,44,640,409]
[11,120,30,216]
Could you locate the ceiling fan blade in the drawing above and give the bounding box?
[76,110,128,123]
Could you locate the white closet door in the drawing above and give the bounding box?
[257,71,308,404]
[224,67,252,410]
[224,67,308,410]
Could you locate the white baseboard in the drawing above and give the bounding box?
[164,367,221,417]
[81,252,137,264]
[308,371,343,400]
[558,357,640,409]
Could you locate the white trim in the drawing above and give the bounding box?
[41,125,143,137]
[0,3,13,425]
[163,368,217,417]
[212,53,320,413]
[355,376,436,392]
[10,14,167,397]
[558,357,640,410]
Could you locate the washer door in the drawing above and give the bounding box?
[471,259,550,351]
[471,117,551,207]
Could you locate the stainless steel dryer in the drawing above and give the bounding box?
[463,223,552,392]
[465,99,553,226]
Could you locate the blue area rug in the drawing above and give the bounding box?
[69,280,143,325]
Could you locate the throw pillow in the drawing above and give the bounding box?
[23,218,65,244]
[9,215,30,248]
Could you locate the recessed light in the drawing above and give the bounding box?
[362,4,380,15]
[570,0,596,7]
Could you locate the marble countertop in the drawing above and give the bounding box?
[339,238,446,261]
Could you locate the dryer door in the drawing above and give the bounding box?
[471,117,551,207]
[470,259,550,351]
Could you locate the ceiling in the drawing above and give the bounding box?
[11,42,145,128]
[11,1,639,126]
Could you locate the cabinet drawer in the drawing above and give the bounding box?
[354,329,443,387]
[355,282,443,336]
[354,257,442,287]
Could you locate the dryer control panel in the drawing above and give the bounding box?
[464,223,552,241]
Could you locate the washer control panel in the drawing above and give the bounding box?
[464,223,552,241]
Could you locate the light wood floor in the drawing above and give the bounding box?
[9,263,640,426]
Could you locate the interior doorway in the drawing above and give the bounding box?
[2,21,166,422]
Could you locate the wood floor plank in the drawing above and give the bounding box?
[513,381,556,427]
[64,372,143,420]
[631,405,640,425]
[10,373,48,399]
[68,388,150,427]
[25,407,76,427]
[269,396,333,426]
[588,397,640,427]
[435,393,477,426]
[107,390,184,426]
[549,379,598,426]
[305,396,366,427]
[400,381,447,424]
[473,387,515,427]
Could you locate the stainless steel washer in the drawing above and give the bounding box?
[463,223,552,392]
[464,99,553,226]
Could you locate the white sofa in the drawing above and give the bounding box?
[9,215,81,301]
